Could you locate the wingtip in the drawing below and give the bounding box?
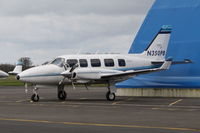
[184,59,192,63]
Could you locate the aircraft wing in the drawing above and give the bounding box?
[101,60,172,81]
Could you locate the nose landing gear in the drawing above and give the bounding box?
[31,87,39,102]
[31,94,39,102]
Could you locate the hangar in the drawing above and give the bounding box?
[117,0,200,97]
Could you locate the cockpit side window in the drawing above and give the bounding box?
[67,59,78,67]
[50,58,64,67]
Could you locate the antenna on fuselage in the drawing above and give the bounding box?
[95,50,99,54]
[76,49,82,54]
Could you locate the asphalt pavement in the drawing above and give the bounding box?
[0,86,199,133]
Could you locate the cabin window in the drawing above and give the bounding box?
[67,59,78,67]
[104,59,114,67]
[79,59,88,67]
[118,59,126,67]
[91,59,101,67]
[50,58,65,67]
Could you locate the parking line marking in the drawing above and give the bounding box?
[152,108,178,111]
[168,99,183,107]
[112,101,121,105]
[0,118,199,132]
[80,98,87,99]
[112,98,134,105]
[15,100,23,103]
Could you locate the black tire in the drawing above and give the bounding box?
[106,91,115,101]
[31,94,39,102]
[58,91,67,100]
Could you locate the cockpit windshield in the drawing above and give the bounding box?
[50,58,65,67]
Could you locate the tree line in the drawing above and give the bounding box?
[0,57,33,73]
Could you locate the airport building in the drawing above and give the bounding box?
[117,0,200,97]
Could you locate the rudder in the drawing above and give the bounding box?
[140,25,172,61]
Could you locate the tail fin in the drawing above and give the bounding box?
[140,25,172,61]
[9,61,23,75]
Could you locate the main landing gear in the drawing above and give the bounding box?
[106,91,115,101]
[57,84,67,101]
[106,83,116,101]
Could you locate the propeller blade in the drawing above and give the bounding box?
[63,64,68,70]
[70,63,78,72]
[59,77,66,85]
[71,81,76,90]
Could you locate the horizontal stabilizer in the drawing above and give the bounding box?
[152,59,192,65]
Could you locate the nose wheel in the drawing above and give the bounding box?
[31,94,39,102]
[31,86,39,102]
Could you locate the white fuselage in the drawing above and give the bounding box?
[17,53,159,85]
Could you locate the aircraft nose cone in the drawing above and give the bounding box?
[17,69,31,82]
[16,75,20,80]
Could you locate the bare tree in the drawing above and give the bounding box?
[18,57,33,70]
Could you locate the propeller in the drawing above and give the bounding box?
[71,81,76,90]
[70,63,78,73]
[59,63,79,89]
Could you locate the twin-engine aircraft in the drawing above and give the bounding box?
[15,25,190,102]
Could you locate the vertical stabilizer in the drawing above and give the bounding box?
[140,25,172,60]
[9,61,23,75]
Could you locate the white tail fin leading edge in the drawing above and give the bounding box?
[140,25,172,61]
[9,61,23,75]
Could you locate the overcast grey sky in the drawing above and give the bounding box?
[0,0,154,65]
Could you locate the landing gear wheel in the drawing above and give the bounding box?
[58,91,67,101]
[106,91,115,101]
[31,94,39,102]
